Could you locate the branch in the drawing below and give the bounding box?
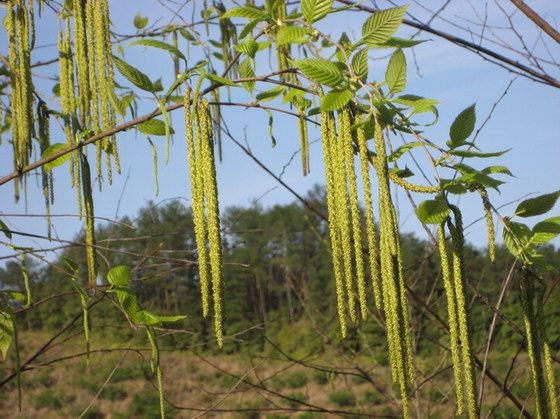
[509,0,560,44]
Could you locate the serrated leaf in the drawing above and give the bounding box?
[129,39,186,63]
[256,86,285,102]
[320,89,352,112]
[297,58,344,87]
[456,172,504,191]
[448,104,476,147]
[530,217,560,244]
[42,143,71,171]
[503,220,531,257]
[416,199,450,224]
[133,12,149,30]
[351,48,368,81]
[0,303,14,360]
[239,19,260,39]
[137,119,175,136]
[450,149,509,158]
[441,179,468,195]
[515,191,560,218]
[276,26,309,46]
[207,73,238,87]
[107,265,132,287]
[235,37,259,58]
[482,165,514,176]
[4,290,26,304]
[0,219,12,239]
[113,56,154,92]
[362,5,408,46]
[369,37,425,48]
[388,141,423,162]
[238,58,255,92]
[386,49,406,94]
[61,255,79,272]
[222,5,267,21]
[395,94,439,114]
[114,287,142,320]
[302,0,333,22]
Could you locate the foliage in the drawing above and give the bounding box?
[0,1,558,418]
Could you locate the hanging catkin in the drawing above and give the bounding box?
[437,223,465,414]
[372,113,413,418]
[447,205,478,418]
[320,111,348,337]
[37,101,53,238]
[339,109,367,319]
[5,0,34,200]
[477,186,496,262]
[356,123,382,310]
[80,152,98,287]
[298,106,310,176]
[198,98,224,348]
[184,89,210,318]
[184,89,224,347]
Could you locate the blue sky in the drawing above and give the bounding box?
[0,0,559,265]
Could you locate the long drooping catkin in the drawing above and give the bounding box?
[339,109,367,320]
[333,110,356,324]
[373,114,413,418]
[298,107,310,176]
[448,206,478,418]
[321,111,348,337]
[73,0,90,126]
[80,153,97,287]
[437,223,464,414]
[184,89,210,318]
[198,98,224,348]
[37,101,53,238]
[356,124,382,310]
[477,187,496,262]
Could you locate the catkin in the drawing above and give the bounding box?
[184,89,210,318]
[356,124,382,310]
[437,223,464,414]
[80,153,98,287]
[321,111,347,337]
[298,107,310,176]
[477,187,496,262]
[37,101,53,238]
[448,206,478,418]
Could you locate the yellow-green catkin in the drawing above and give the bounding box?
[80,153,98,287]
[6,0,34,198]
[388,172,440,194]
[274,1,292,83]
[437,223,465,414]
[298,107,310,177]
[372,114,413,418]
[37,101,53,238]
[198,99,224,348]
[477,187,496,262]
[334,110,356,324]
[356,124,382,310]
[73,0,90,127]
[535,277,559,418]
[340,109,367,320]
[321,111,347,338]
[184,89,210,319]
[448,206,478,418]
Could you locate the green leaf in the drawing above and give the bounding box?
[238,58,255,92]
[42,143,71,171]
[137,119,175,136]
[515,190,560,218]
[530,217,560,244]
[369,37,425,48]
[482,165,514,177]
[0,218,12,240]
[256,86,285,102]
[239,19,260,39]
[351,48,368,81]
[113,56,154,92]
[276,26,309,46]
[235,37,259,58]
[386,49,406,94]
[416,199,450,224]
[395,95,439,114]
[302,0,333,23]
[107,265,132,287]
[320,89,352,112]
[61,255,79,273]
[362,5,408,46]
[221,5,267,21]
[440,179,468,195]
[450,149,510,158]
[0,302,14,360]
[129,39,187,63]
[503,219,531,258]
[448,104,476,148]
[114,287,142,320]
[456,172,504,191]
[297,58,344,87]
[388,141,423,162]
[133,12,149,30]
[206,73,238,87]
[4,290,26,304]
